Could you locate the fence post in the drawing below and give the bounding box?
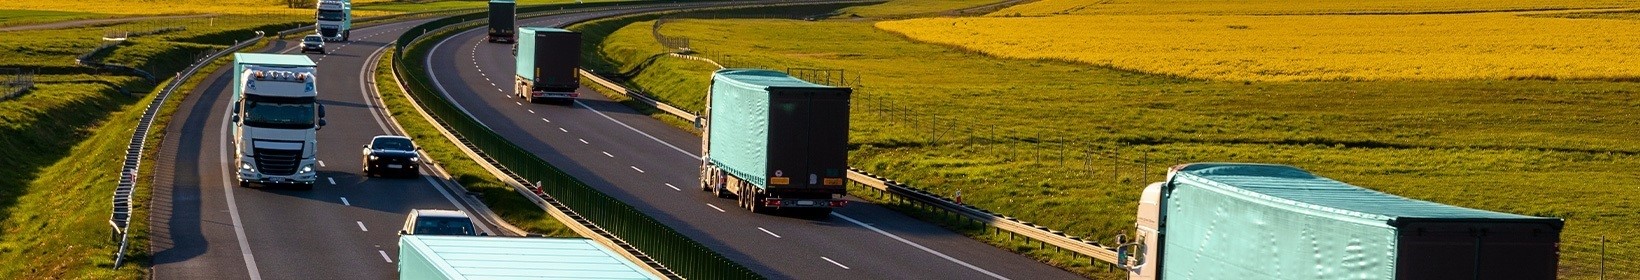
[1601,235,1606,280]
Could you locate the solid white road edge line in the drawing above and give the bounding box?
[219,92,264,280]
[831,213,1010,280]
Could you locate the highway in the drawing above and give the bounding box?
[423,6,1084,280]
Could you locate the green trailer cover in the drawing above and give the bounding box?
[231,53,315,103]
[708,69,842,189]
[514,26,573,81]
[398,235,660,280]
[1160,163,1558,280]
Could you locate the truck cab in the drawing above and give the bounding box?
[231,53,325,189]
[315,0,351,41]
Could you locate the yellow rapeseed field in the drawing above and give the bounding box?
[877,13,1640,81]
[0,0,396,17]
[995,0,1638,16]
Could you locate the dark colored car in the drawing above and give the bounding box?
[362,135,420,177]
[301,35,325,54]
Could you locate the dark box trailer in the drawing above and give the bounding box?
[1139,163,1563,280]
[513,27,580,103]
[486,0,515,43]
[701,69,850,213]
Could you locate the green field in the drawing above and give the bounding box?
[356,0,628,13]
[0,9,105,27]
[578,3,1640,279]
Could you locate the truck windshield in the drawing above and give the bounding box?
[242,95,317,129]
[318,10,346,21]
[413,217,476,235]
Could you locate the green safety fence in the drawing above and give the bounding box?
[390,2,762,280]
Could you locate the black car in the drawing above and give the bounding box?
[362,135,420,177]
[301,35,325,54]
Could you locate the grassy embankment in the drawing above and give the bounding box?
[579,1,1640,279]
[374,47,577,237]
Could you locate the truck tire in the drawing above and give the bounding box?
[343,30,350,41]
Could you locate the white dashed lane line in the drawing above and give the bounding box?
[602,151,614,158]
[318,160,326,167]
[558,127,568,133]
[356,221,368,232]
[665,183,680,191]
[578,138,587,144]
[542,118,551,123]
[759,227,782,238]
[707,204,726,213]
[822,257,850,269]
[328,177,337,185]
[527,109,535,114]
[379,250,393,263]
[340,197,350,206]
[515,102,522,106]
[631,166,645,173]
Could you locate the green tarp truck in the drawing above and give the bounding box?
[513,27,580,103]
[1119,163,1563,280]
[699,69,851,216]
[398,235,661,280]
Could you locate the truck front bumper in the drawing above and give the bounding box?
[238,171,318,185]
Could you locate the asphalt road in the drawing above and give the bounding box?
[424,6,1086,280]
[147,18,499,279]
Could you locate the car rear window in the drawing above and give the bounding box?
[413,217,476,235]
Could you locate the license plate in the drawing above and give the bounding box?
[388,164,403,169]
[797,200,816,206]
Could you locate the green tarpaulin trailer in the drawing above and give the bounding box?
[1123,163,1563,280]
[398,235,661,280]
[699,69,850,214]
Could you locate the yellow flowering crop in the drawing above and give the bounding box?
[996,0,1637,16]
[878,13,1640,81]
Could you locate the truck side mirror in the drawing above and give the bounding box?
[317,104,326,118]
[230,114,239,123]
[317,119,327,129]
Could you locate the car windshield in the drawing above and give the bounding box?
[372,137,414,151]
[243,97,316,129]
[318,10,346,21]
[304,36,322,42]
[413,217,476,235]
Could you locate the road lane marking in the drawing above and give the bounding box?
[832,213,1009,280]
[356,221,368,232]
[630,166,644,173]
[558,127,568,133]
[515,101,522,106]
[602,151,613,158]
[542,118,551,123]
[379,250,393,263]
[707,204,726,213]
[528,109,535,114]
[758,227,782,238]
[665,183,680,191]
[328,177,336,185]
[497,88,503,92]
[218,97,263,280]
[318,160,326,167]
[822,257,851,269]
[340,197,350,206]
[573,100,698,159]
[579,138,588,144]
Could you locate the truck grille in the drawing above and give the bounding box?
[254,148,302,175]
[319,28,338,37]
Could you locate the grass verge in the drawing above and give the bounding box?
[376,47,577,237]
[578,4,1640,279]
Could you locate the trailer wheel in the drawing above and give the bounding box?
[343,30,350,41]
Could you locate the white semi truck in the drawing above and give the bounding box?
[231,53,326,189]
[315,0,352,41]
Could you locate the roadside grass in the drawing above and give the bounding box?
[0,9,104,27]
[377,48,576,236]
[994,0,1639,16]
[581,9,1640,279]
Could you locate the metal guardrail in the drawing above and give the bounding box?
[580,52,1125,267]
[111,32,266,269]
[391,2,767,279]
[0,68,33,100]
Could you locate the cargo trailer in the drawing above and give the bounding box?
[699,69,851,216]
[398,235,662,280]
[513,27,580,104]
[1118,163,1564,280]
[486,0,516,43]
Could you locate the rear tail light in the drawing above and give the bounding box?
[763,198,781,207]
[829,200,847,208]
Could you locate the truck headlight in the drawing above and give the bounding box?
[300,165,314,174]
[240,163,254,171]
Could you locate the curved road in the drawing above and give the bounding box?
[424,7,1084,280]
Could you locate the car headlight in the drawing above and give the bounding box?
[410,157,419,162]
[369,155,378,160]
